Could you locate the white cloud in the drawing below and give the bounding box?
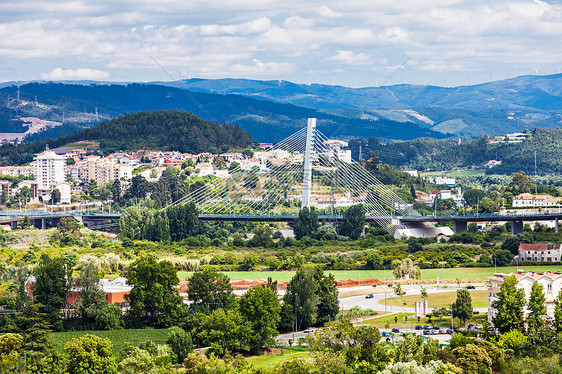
[328,50,370,65]
[41,68,110,80]
[200,17,271,36]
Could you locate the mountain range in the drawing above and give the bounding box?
[0,74,561,143]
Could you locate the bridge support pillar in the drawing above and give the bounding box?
[41,218,46,230]
[454,221,467,234]
[512,221,524,235]
[556,217,559,234]
[10,221,17,230]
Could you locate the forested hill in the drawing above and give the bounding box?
[351,128,562,175]
[0,110,252,165]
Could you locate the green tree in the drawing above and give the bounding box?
[21,215,32,229]
[339,204,365,240]
[282,268,319,330]
[33,254,69,327]
[118,347,156,374]
[467,222,478,233]
[64,334,117,374]
[492,250,513,267]
[0,333,23,372]
[314,269,339,325]
[496,329,527,356]
[239,286,281,353]
[451,289,473,325]
[463,189,487,207]
[125,256,184,327]
[50,188,61,204]
[508,171,534,195]
[501,191,514,207]
[166,328,194,365]
[392,258,420,280]
[293,207,320,240]
[196,308,252,356]
[554,292,562,333]
[452,344,492,374]
[527,282,546,332]
[167,202,200,241]
[247,224,273,247]
[187,269,235,314]
[478,197,498,213]
[492,275,525,333]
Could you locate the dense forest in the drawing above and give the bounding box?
[350,128,562,175]
[0,110,252,165]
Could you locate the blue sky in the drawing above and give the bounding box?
[1,0,561,87]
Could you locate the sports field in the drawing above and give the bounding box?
[379,290,488,309]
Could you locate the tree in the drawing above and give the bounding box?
[167,202,200,241]
[119,347,156,374]
[293,207,320,240]
[50,188,61,204]
[33,254,69,327]
[88,179,99,197]
[467,222,478,233]
[314,269,339,325]
[554,292,562,333]
[110,179,122,203]
[282,268,319,330]
[187,269,235,314]
[125,256,184,327]
[508,171,534,195]
[238,286,281,353]
[527,282,546,332]
[392,258,420,280]
[492,250,513,267]
[196,308,252,356]
[452,344,492,374]
[463,189,487,207]
[492,275,525,333]
[21,215,32,229]
[247,224,273,247]
[451,289,473,325]
[496,329,527,356]
[0,333,23,372]
[478,197,498,213]
[64,334,117,374]
[339,204,365,240]
[166,328,194,365]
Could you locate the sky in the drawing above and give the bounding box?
[1,0,562,88]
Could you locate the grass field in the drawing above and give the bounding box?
[247,347,310,368]
[178,265,562,283]
[359,312,487,329]
[48,328,176,355]
[379,290,488,309]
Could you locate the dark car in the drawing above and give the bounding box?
[415,325,423,330]
[446,329,453,334]
[365,294,374,299]
[423,330,432,335]
[433,325,440,330]
[381,331,391,337]
[467,324,475,330]
[391,327,400,333]
[466,285,476,289]
[423,324,432,329]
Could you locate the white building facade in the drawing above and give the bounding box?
[35,150,65,190]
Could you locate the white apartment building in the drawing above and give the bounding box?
[83,156,132,185]
[35,150,66,190]
[518,243,562,262]
[488,270,562,323]
[0,166,34,177]
[512,193,562,208]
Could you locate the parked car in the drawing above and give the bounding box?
[382,331,391,337]
[439,329,446,334]
[423,325,432,329]
[433,325,440,330]
[475,324,483,330]
[467,324,475,330]
[303,328,314,333]
[446,329,454,334]
[423,330,432,335]
[365,294,374,299]
[415,325,423,330]
[466,285,476,289]
[391,328,400,333]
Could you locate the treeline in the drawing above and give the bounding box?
[0,110,252,165]
[350,128,562,175]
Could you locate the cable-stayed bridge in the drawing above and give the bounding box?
[165,118,446,237]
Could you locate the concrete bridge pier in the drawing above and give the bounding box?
[512,221,524,235]
[454,221,467,234]
[10,221,17,230]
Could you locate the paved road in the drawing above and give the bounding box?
[339,284,488,314]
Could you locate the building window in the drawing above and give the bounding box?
[548,284,553,291]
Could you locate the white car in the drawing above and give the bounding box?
[474,324,483,330]
[303,328,314,333]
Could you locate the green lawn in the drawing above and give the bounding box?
[48,328,176,355]
[379,290,488,309]
[178,265,562,283]
[359,312,488,329]
[247,347,310,368]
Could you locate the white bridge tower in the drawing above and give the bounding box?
[302,118,316,208]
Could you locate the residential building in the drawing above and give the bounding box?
[512,193,562,208]
[518,243,562,262]
[52,182,71,204]
[34,150,65,189]
[488,270,562,322]
[0,166,34,177]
